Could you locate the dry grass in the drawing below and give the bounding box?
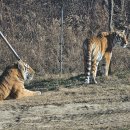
[0,71,130,130]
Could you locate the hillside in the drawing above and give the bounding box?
[0,0,130,74]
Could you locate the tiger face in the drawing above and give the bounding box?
[115,31,128,48]
[18,60,35,81]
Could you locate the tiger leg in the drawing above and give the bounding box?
[15,89,41,99]
[84,50,91,84]
[83,43,91,84]
[91,58,99,84]
[0,89,11,100]
[83,49,87,75]
[103,52,112,77]
[17,89,41,98]
[11,84,41,99]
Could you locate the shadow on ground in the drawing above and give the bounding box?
[26,70,130,92]
[26,74,85,91]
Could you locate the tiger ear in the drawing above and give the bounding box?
[112,28,116,32]
[122,30,125,34]
[17,60,23,70]
[115,30,119,34]
[115,31,120,36]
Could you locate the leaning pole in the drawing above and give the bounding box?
[0,31,21,60]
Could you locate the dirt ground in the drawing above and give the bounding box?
[0,73,130,130]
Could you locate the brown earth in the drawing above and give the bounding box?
[0,73,130,130]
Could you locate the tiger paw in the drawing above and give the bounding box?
[102,76,110,80]
[84,78,90,84]
[35,91,41,95]
[90,78,97,84]
[105,76,110,80]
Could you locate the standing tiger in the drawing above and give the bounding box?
[83,31,128,84]
[0,60,41,100]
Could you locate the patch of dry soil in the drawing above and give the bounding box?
[0,83,130,130]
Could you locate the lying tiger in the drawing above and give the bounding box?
[0,60,41,100]
[83,30,128,84]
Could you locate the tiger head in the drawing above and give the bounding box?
[115,30,128,48]
[17,60,35,81]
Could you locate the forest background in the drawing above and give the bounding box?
[0,0,130,75]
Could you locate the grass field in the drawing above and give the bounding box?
[0,71,130,130]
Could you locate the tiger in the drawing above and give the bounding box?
[0,60,41,100]
[83,30,128,84]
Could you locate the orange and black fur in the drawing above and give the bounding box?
[0,60,41,100]
[83,31,128,84]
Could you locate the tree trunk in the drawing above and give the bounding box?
[108,0,114,74]
[109,0,114,32]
